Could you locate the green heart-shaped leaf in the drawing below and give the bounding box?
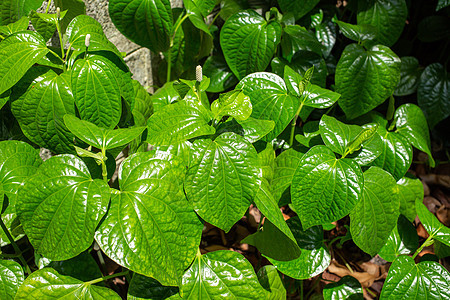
[221,10,282,79]
[397,175,423,222]
[202,55,238,93]
[0,16,28,36]
[334,19,377,43]
[315,20,336,58]
[128,274,179,300]
[323,276,363,300]
[257,265,286,300]
[281,25,325,60]
[215,117,275,144]
[416,197,450,247]
[211,89,252,121]
[394,56,423,96]
[0,259,24,300]
[336,43,401,119]
[277,0,319,20]
[30,10,67,42]
[0,0,42,25]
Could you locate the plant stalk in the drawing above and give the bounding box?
[86,270,130,285]
[289,102,304,147]
[412,234,434,259]
[0,216,31,274]
[45,0,52,14]
[55,11,66,71]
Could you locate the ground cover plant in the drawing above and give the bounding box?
[0,0,449,298]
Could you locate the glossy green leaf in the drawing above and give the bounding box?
[54,0,86,31]
[0,208,24,247]
[220,10,282,79]
[380,255,450,299]
[378,215,418,262]
[417,63,450,129]
[46,251,103,282]
[0,259,24,300]
[215,117,275,144]
[416,198,450,247]
[267,217,330,280]
[0,0,42,25]
[15,268,121,299]
[315,20,336,58]
[334,19,376,43]
[181,250,268,299]
[183,0,211,36]
[292,145,364,229]
[185,133,258,232]
[146,100,215,146]
[30,10,66,42]
[211,90,251,121]
[323,276,363,300]
[0,91,8,111]
[336,43,401,119]
[203,55,238,93]
[151,81,181,112]
[108,0,173,52]
[357,0,407,47]
[397,175,423,222]
[257,265,286,300]
[0,31,49,95]
[64,115,145,150]
[132,80,153,126]
[272,149,304,205]
[394,56,423,96]
[17,155,110,260]
[350,167,399,255]
[96,152,202,286]
[0,16,28,36]
[301,83,340,109]
[11,70,76,154]
[258,144,275,182]
[277,0,319,20]
[281,25,325,60]
[237,72,298,141]
[395,103,434,167]
[128,274,179,300]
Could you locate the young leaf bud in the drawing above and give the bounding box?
[196,65,202,82]
[85,34,91,48]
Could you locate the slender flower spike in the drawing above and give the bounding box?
[85,34,91,48]
[196,65,202,82]
[56,7,60,19]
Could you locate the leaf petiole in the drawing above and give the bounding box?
[85,270,130,285]
[0,216,31,274]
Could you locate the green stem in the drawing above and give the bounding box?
[412,234,434,259]
[45,0,52,14]
[171,14,189,47]
[0,216,31,274]
[289,102,304,147]
[166,13,189,83]
[208,12,220,30]
[47,49,65,64]
[86,270,130,285]
[55,15,66,71]
[100,149,107,183]
[299,279,303,299]
[167,49,172,83]
[386,95,395,121]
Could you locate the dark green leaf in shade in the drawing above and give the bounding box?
[378,215,419,262]
[185,132,259,232]
[108,0,173,53]
[336,43,401,119]
[0,208,24,247]
[417,16,450,43]
[435,240,450,258]
[291,145,364,229]
[128,274,179,300]
[380,255,450,299]
[220,10,282,79]
[0,31,49,95]
[281,25,325,60]
[95,152,202,287]
[237,72,298,141]
[0,16,28,36]
[54,0,86,32]
[416,198,450,247]
[15,268,121,299]
[17,155,110,260]
[257,265,286,300]
[437,0,450,10]
[215,117,275,144]
[394,103,434,167]
[132,80,153,126]
[277,0,319,20]
[202,55,238,93]
[267,217,330,280]
[211,89,252,121]
[181,250,269,299]
[11,70,76,154]
[0,259,24,300]
[357,0,407,47]
[0,0,42,25]
[397,175,423,222]
[350,167,399,256]
[146,100,215,146]
[334,19,377,43]
[315,20,336,58]
[323,276,363,300]
[192,0,216,17]
[394,57,423,96]
[417,63,450,129]
[45,251,103,282]
[272,149,304,205]
[30,10,67,42]
[64,115,145,150]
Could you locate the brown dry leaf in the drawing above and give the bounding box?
[424,196,441,213]
[437,206,450,226]
[422,180,430,196]
[204,245,229,252]
[327,260,381,288]
[421,174,450,188]
[248,205,262,228]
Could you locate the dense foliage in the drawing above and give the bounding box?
[0,0,449,299]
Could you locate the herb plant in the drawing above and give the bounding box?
[0,0,449,299]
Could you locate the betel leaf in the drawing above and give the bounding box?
[30,10,67,42]
[181,250,268,299]
[267,217,331,280]
[185,132,259,232]
[46,251,103,282]
[417,63,450,129]
[151,81,180,112]
[237,72,298,141]
[300,83,340,109]
[397,175,423,222]
[257,265,286,300]
[63,115,145,150]
[128,274,179,300]
[215,117,275,144]
[54,0,86,31]
[281,25,326,60]
[95,152,202,287]
[334,19,377,43]
[17,155,110,261]
[0,0,42,25]
[146,100,215,146]
[277,0,319,20]
[378,215,419,262]
[336,43,401,119]
[11,70,76,154]
[0,259,24,300]
[211,89,252,121]
[291,145,364,229]
[323,276,363,300]
[380,255,450,299]
[357,0,407,47]
[350,167,399,256]
[0,16,28,36]
[315,20,336,58]
[416,198,450,247]
[0,31,49,95]
[132,80,153,126]
[203,55,238,93]
[394,56,423,96]
[15,268,121,299]
[394,103,434,167]
[183,0,211,36]
[220,10,282,79]
[272,148,304,205]
[108,0,173,53]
